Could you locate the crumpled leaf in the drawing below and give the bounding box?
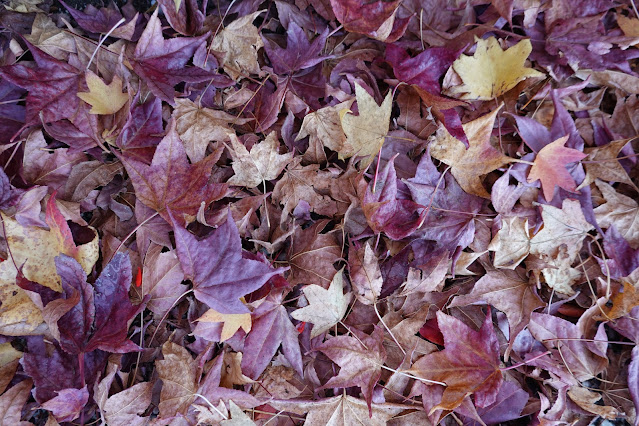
[339,83,393,169]
[296,100,353,155]
[527,135,587,201]
[430,105,513,198]
[227,132,293,188]
[409,310,502,412]
[0,379,33,425]
[594,180,639,248]
[291,268,351,338]
[447,37,544,100]
[76,71,128,115]
[172,211,287,314]
[211,11,265,81]
[173,99,252,163]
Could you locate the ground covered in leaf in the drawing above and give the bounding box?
[0,0,639,424]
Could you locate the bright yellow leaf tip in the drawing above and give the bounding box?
[447,37,544,100]
[77,71,129,115]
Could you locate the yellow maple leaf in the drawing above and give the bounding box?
[429,104,513,198]
[196,308,252,342]
[339,83,392,170]
[77,71,129,115]
[447,37,544,100]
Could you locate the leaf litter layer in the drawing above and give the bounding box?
[0,0,638,424]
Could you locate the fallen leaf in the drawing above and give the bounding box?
[594,180,639,248]
[339,83,393,169]
[211,11,265,81]
[349,242,383,305]
[429,105,513,198]
[197,308,252,342]
[227,132,293,188]
[317,326,386,414]
[0,380,33,425]
[220,400,256,425]
[297,100,353,155]
[40,386,88,423]
[527,135,587,201]
[409,310,502,411]
[77,71,128,115]
[447,37,544,100]
[567,386,619,420]
[579,139,636,190]
[487,217,530,269]
[291,268,351,338]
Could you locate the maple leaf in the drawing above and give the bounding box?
[297,100,353,156]
[76,71,128,115]
[3,194,98,292]
[119,119,227,225]
[286,220,341,285]
[429,105,513,198]
[349,242,383,305]
[0,379,33,425]
[599,226,639,279]
[317,326,386,414]
[596,282,639,322]
[527,135,587,201]
[59,0,137,40]
[409,310,502,411]
[329,0,409,42]
[361,156,426,240]
[0,40,81,124]
[339,83,393,169]
[227,132,293,189]
[263,21,330,74]
[116,96,164,160]
[131,10,226,105]
[137,243,186,319]
[40,386,88,423]
[196,308,251,342]
[447,37,544,100]
[173,99,252,163]
[449,269,545,357]
[487,217,530,269]
[241,292,303,379]
[211,11,264,81]
[158,0,203,36]
[580,139,636,190]
[172,211,287,314]
[51,253,144,354]
[291,268,351,338]
[594,180,639,248]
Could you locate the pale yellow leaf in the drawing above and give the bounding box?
[488,217,530,269]
[77,71,128,115]
[290,268,351,338]
[447,37,544,100]
[227,132,293,188]
[197,308,251,342]
[339,83,392,170]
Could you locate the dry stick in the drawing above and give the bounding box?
[193,393,229,420]
[87,18,126,70]
[373,301,406,356]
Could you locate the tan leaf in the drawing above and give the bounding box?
[286,220,341,286]
[103,381,153,426]
[227,132,293,188]
[211,11,264,81]
[220,352,254,388]
[220,400,256,426]
[568,386,619,420]
[594,180,639,248]
[291,268,351,338]
[579,139,637,190]
[487,217,530,269]
[349,242,383,305]
[24,14,75,60]
[272,159,339,220]
[268,394,407,426]
[156,341,197,417]
[530,199,593,260]
[173,99,252,163]
[197,308,251,342]
[0,379,33,426]
[63,161,123,202]
[297,100,353,156]
[339,83,393,169]
[77,71,128,115]
[447,37,544,100]
[618,15,639,38]
[430,105,513,198]
[4,0,42,12]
